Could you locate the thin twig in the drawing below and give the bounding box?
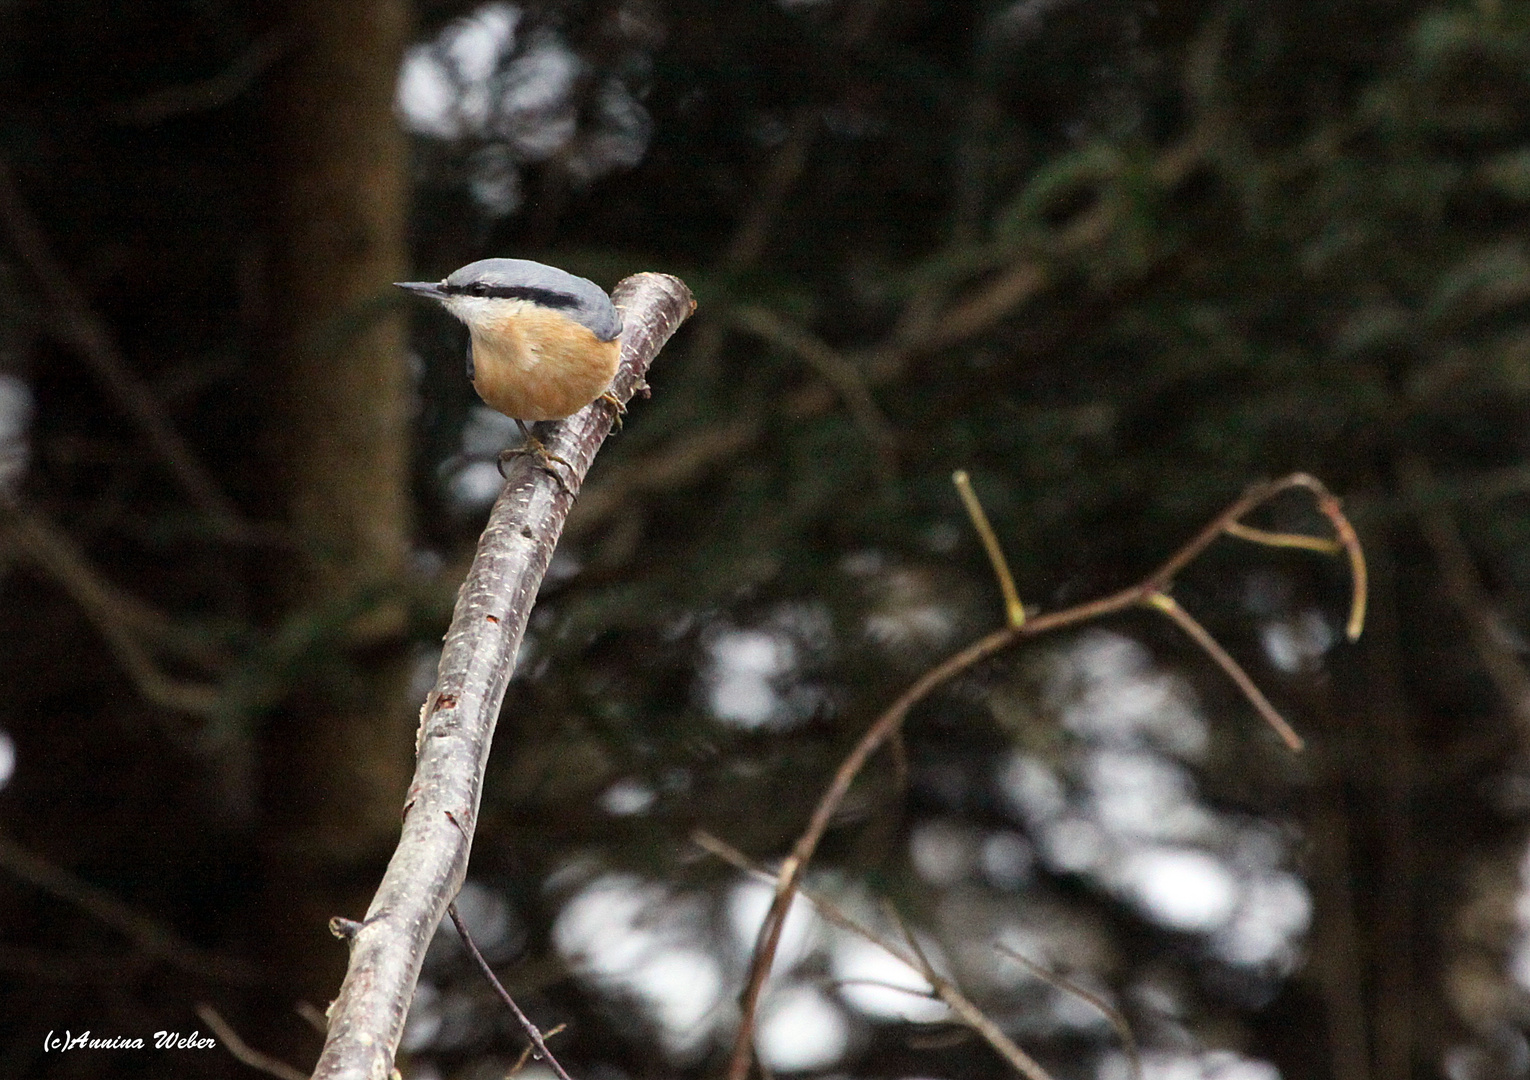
[994,944,1142,1080]
[954,470,1025,627]
[695,830,1058,1080]
[723,472,1362,1080]
[509,1024,568,1077]
[1223,520,1342,554]
[309,274,693,1080]
[448,901,575,1080]
[885,904,1056,1080]
[196,1004,309,1080]
[1145,592,1304,751]
[1311,487,1368,641]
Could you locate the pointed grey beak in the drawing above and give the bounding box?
[395,280,447,299]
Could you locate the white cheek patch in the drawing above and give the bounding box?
[443,296,539,327]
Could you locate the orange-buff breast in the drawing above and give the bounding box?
[468,305,621,421]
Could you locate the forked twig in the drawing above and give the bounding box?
[694,830,1059,1080]
[885,902,1055,1080]
[509,1024,568,1077]
[722,472,1365,1080]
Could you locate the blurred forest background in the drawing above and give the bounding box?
[3,0,1530,1078]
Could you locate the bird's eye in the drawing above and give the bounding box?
[467,281,489,296]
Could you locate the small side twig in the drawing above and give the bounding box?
[954,470,1025,628]
[1146,592,1303,751]
[448,901,575,1080]
[509,1024,568,1077]
[885,903,1055,1080]
[195,1004,308,1080]
[723,472,1364,1080]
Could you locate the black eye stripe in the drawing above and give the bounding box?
[441,283,581,309]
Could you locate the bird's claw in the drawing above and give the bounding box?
[498,436,576,497]
[598,391,627,431]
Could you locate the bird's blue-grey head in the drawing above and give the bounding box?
[396,258,622,341]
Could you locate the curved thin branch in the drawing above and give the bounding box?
[730,304,898,475]
[994,944,1142,1080]
[723,471,1363,1080]
[309,272,694,1080]
[197,1004,308,1080]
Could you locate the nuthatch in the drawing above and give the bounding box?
[397,259,624,478]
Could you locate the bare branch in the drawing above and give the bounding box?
[1223,520,1343,554]
[994,944,1142,1080]
[197,1004,309,1080]
[730,304,898,475]
[309,273,693,1080]
[696,830,1058,1080]
[509,1024,567,1077]
[723,472,1362,1080]
[448,901,575,1080]
[1146,592,1304,752]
